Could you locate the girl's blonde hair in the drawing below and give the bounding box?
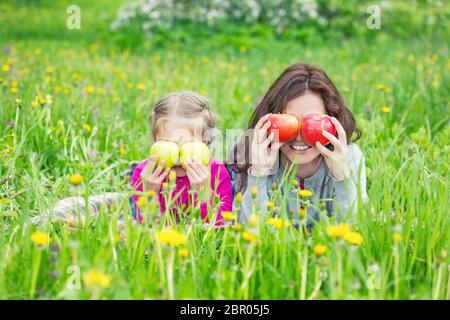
[150,91,216,143]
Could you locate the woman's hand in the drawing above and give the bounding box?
[140,155,171,193]
[186,159,210,192]
[315,117,351,181]
[250,114,285,177]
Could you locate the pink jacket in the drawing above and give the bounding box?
[131,157,232,224]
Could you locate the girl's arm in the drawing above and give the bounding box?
[334,143,368,221]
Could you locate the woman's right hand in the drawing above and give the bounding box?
[140,155,171,193]
[250,114,284,177]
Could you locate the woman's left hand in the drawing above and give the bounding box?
[185,159,210,192]
[315,117,352,181]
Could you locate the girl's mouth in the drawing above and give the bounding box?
[290,144,312,153]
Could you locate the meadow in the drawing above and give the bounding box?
[0,0,449,299]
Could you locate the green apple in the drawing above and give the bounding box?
[179,141,211,169]
[150,141,180,169]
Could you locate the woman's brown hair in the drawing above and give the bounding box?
[229,63,361,193]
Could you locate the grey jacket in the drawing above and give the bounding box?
[233,143,368,227]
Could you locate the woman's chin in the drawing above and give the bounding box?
[283,149,320,165]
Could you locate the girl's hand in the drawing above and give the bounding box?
[315,117,351,181]
[250,114,285,177]
[140,155,171,193]
[186,159,210,192]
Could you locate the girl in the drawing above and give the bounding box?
[130,91,232,224]
[35,91,232,227]
[229,63,368,227]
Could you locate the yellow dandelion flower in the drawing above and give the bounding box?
[267,201,275,209]
[69,174,83,185]
[239,46,247,53]
[86,85,95,94]
[63,88,70,95]
[10,87,18,94]
[147,190,156,198]
[242,231,257,243]
[198,89,207,96]
[179,248,189,258]
[222,211,236,221]
[235,192,243,203]
[169,170,177,182]
[376,83,386,91]
[267,217,290,229]
[381,106,391,113]
[162,182,169,189]
[54,85,62,93]
[313,244,327,257]
[298,189,313,198]
[15,98,22,105]
[291,179,299,187]
[393,233,403,242]
[243,95,251,103]
[136,196,147,207]
[343,231,364,245]
[326,223,351,238]
[2,64,10,73]
[119,146,126,156]
[137,83,146,90]
[250,186,258,198]
[31,100,39,109]
[46,66,54,73]
[248,213,258,227]
[83,270,112,288]
[31,230,50,246]
[126,83,134,89]
[83,123,92,132]
[233,223,242,231]
[156,229,187,247]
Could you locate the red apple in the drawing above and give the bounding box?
[300,114,336,146]
[267,114,299,143]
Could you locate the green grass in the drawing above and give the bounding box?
[0,0,449,299]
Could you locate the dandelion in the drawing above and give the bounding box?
[169,170,177,183]
[136,196,147,207]
[119,146,125,156]
[267,201,275,209]
[2,64,10,73]
[233,223,242,231]
[267,217,289,229]
[393,233,403,242]
[162,182,169,190]
[242,231,257,243]
[248,213,258,227]
[46,66,54,73]
[31,100,39,109]
[147,190,156,198]
[83,270,112,288]
[326,223,351,238]
[291,179,299,188]
[10,87,18,94]
[199,89,207,96]
[250,186,258,198]
[298,189,313,198]
[31,230,50,246]
[240,46,247,53]
[137,83,146,90]
[86,85,95,94]
[69,174,83,185]
[313,244,327,257]
[381,106,391,113]
[376,83,386,91]
[179,248,189,258]
[83,123,92,132]
[243,95,251,103]
[15,98,22,105]
[156,229,187,247]
[343,231,364,245]
[222,211,236,221]
[235,192,243,203]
